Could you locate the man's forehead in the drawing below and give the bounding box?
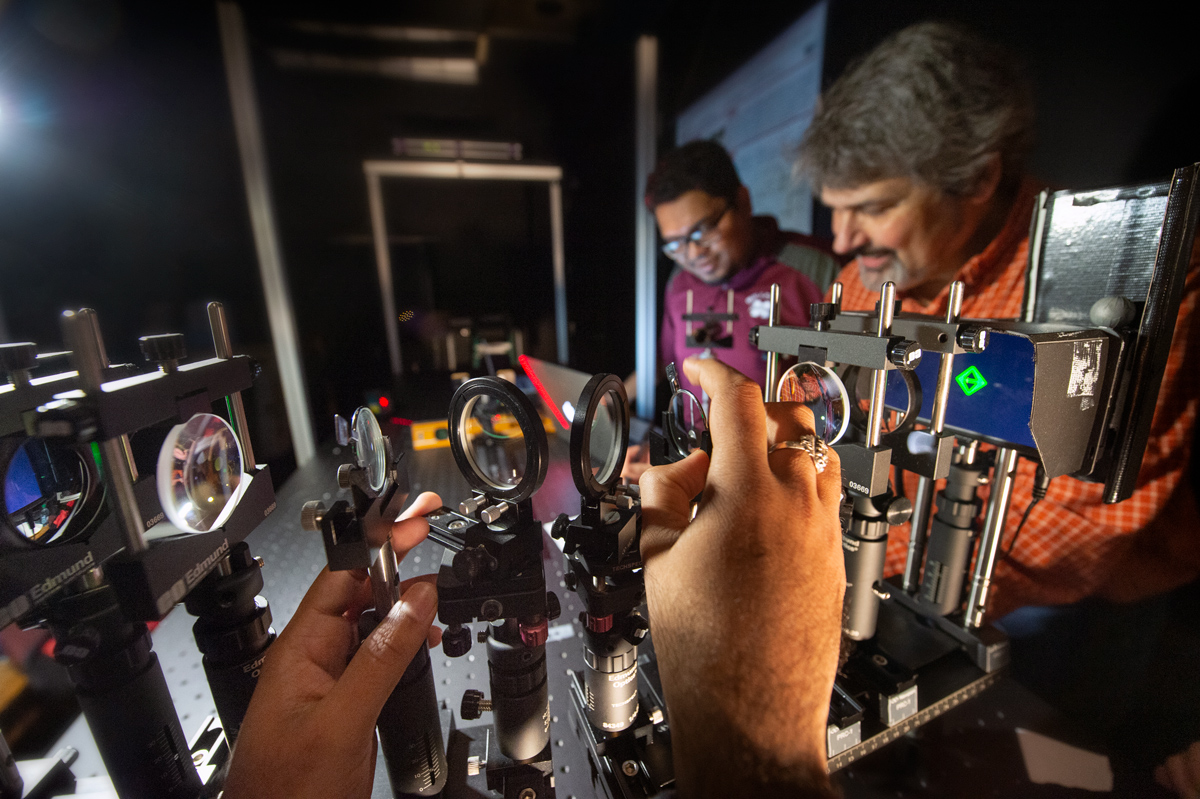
[820,177,914,209]
[654,189,724,235]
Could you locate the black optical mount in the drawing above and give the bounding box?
[2,304,277,796]
[648,363,711,468]
[301,410,448,798]
[550,373,676,798]
[44,574,202,799]
[425,376,559,799]
[183,541,275,744]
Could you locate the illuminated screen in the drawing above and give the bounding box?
[4,445,42,513]
[885,332,1037,449]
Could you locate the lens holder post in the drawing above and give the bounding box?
[424,376,560,799]
[301,406,449,797]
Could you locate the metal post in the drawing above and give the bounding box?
[208,302,257,469]
[549,180,568,364]
[62,310,146,553]
[964,447,1020,627]
[864,282,895,449]
[633,35,658,421]
[216,1,316,466]
[366,171,403,378]
[903,280,965,591]
[764,283,781,402]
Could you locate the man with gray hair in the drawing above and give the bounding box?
[799,22,1200,619]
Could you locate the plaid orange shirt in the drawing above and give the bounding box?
[830,182,1200,618]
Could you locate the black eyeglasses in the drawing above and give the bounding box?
[660,202,731,262]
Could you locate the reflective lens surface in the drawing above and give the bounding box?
[460,394,527,490]
[776,362,850,444]
[588,389,623,484]
[4,439,88,544]
[352,407,387,493]
[668,390,707,455]
[157,414,245,533]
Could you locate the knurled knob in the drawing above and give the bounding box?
[300,501,326,532]
[956,326,989,354]
[550,513,571,540]
[460,689,492,720]
[545,591,561,621]
[138,333,186,364]
[809,302,837,327]
[625,614,650,645]
[0,342,38,374]
[887,340,922,369]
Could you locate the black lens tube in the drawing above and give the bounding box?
[582,624,638,734]
[376,641,448,797]
[185,543,275,743]
[47,580,202,799]
[917,447,985,617]
[842,496,889,641]
[487,620,549,762]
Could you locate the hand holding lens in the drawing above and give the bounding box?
[301,405,446,797]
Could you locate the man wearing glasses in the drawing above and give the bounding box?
[640,140,837,403]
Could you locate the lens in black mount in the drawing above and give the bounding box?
[156,413,246,533]
[775,362,850,445]
[351,407,389,494]
[569,374,629,501]
[1,436,104,546]
[447,377,548,504]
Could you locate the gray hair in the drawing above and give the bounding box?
[798,22,1034,196]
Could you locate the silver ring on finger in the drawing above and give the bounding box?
[768,435,828,474]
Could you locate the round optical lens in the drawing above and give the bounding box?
[352,407,388,493]
[460,394,528,490]
[775,362,850,444]
[4,439,88,544]
[668,390,707,455]
[157,413,245,533]
[588,389,623,485]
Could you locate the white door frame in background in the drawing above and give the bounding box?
[363,159,568,377]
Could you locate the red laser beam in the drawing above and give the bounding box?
[519,354,569,429]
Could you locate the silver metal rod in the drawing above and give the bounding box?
[964,447,1020,627]
[371,541,400,613]
[830,281,843,310]
[764,283,781,402]
[902,475,936,592]
[930,281,965,433]
[864,282,896,449]
[217,1,316,466]
[633,34,658,421]
[62,310,147,553]
[208,302,257,469]
[79,310,139,481]
[549,179,569,364]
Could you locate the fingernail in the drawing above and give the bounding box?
[401,581,438,622]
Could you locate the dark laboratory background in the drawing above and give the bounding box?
[0,0,1195,483]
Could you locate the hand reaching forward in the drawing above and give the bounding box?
[639,356,844,798]
[222,491,444,799]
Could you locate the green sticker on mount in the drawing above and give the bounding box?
[956,365,987,396]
